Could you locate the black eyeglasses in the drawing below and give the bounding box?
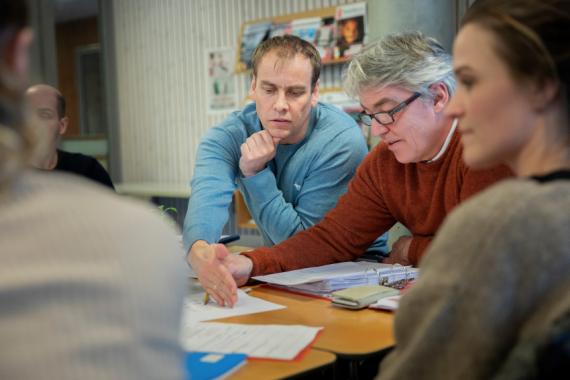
[359,92,421,126]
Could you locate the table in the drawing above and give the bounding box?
[218,285,395,356]
[218,285,396,379]
[115,182,190,200]
[230,349,336,380]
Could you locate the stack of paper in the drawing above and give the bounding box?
[252,262,418,296]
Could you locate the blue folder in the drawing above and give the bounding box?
[185,352,247,380]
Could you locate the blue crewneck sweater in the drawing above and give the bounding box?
[183,102,374,250]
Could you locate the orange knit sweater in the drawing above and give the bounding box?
[243,131,513,274]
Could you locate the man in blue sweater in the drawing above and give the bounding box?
[184,35,383,274]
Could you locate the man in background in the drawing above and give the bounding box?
[185,35,388,289]
[26,84,114,189]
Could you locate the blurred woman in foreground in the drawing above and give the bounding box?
[378,0,570,379]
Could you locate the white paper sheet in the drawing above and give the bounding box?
[181,322,323,360]
[368,295,401,311]
[181,289,286,324]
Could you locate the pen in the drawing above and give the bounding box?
[217,234,240,245]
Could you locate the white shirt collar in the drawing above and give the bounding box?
[424,118,458,163]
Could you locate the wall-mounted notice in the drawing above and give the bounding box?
[206,47,237,114]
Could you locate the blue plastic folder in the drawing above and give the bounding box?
[185,352,247,380]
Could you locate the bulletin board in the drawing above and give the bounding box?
[235,2,367,73]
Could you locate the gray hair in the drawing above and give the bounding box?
[343,32,455,99]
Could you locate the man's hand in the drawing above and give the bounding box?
[384,236,412,265]
[188,241,238,307]
[222,253,254,287]
[239,130,279,177]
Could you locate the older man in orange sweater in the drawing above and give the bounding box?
[196,32,512,307]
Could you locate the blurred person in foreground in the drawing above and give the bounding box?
[26,84,114,189]
[0,1,186,378]
[201,32,513,307]
[378,0,570,378]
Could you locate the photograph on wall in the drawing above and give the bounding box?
[206,47,237,114]
[335,2,367,59]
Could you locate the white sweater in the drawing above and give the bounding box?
[0,171,187,380]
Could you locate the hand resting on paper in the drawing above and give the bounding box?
[187,241,253,307]
[383,236,412,265]
[187,241,238,307]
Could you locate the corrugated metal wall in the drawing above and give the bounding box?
[112,0,359,185]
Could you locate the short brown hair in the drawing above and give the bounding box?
[251,35,321,90]
[462,0,569,96]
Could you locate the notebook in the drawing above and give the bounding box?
[185,352,247,380]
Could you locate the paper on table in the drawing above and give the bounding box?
[368,295,401,311]
[181,289,286,324]
[181,322,323,360]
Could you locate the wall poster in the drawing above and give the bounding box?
[206,47,237,114]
